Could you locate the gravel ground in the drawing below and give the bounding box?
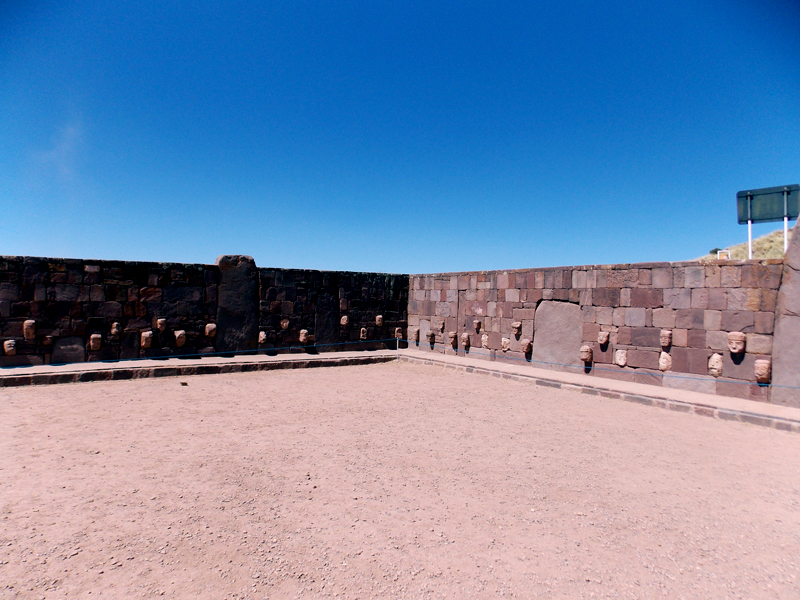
[1,361,799,599]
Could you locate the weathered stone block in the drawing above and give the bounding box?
[651,308,675,328]
[596,307,613,325]
[720,311,755,333]
[52,336,85,363]
[630,327,660,348]
[754,312,774,334]
[684,267,705,288]
[675,309,704,330]
[706,330,728,351]
[630,288,662,308]
[592,288,620,307]
[624,308,646,327]
[216,255,259,353]
[720,266,741,287]
[741,264,782,289]
[582,322,600,342]
[745,333,772,355]
[721,351,757,381]
[664,288,691,309]
[532,301,582,370]
[687,330,706,348]
[651,268,672,289]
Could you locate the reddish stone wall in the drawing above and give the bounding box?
[408,259,784,402]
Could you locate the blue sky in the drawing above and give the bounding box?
[1,0,799,273]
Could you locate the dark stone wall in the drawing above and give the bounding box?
[257,268,408,352]
[0,255,408,366]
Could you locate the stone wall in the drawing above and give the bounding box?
[0,255,407,366]
[407,259,784,402]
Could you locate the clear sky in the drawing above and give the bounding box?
[2,1,799,273]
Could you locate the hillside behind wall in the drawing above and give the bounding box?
[408,256,790,404]
[0,255,407,367]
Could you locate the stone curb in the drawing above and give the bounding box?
[0,355,397,388]
[398,355,800,434]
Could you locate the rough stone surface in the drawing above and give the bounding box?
[772,223,800,404]
[51,336,85,364]
[532,301,582,370]
[215,255,260,353]
[23,320,35,341]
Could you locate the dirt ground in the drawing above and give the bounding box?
[1,362,799,599]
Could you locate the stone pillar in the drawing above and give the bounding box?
[215,255,260,354]
[771,222,800,405]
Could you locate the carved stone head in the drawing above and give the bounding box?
[481,333,489,348]
[426,330,436,343]
[361,327,369,341]
[3,340,16,356]
[658,351,672,372]
[461,332,471,348]
[395,327,403,339]
[205,323,217,338]
[340,315,349,327]
[299,329,309,344]
[110,322,122,336]
[660,329,672,348]
[511,321,522,336]
[597,331,610,346]
[473,320,482,333]
[174,330,186,347]
[89,333,102,351]
[754,359,771,383]
[141,330,153,349]
[258,330,267,344]
[280,319,290,330]
[448,331,458,348]
[580,345,593,363]
[708,353,723,377]
[156,318,167,332]
[614,349,627,367]
[521,338,532,353]
[410,327,419,342]
[501,337,511,352]
[23,319,36,341]
[727,332,746,354]
[375,315,383,326]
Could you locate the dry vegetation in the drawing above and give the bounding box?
[697,227,792,261]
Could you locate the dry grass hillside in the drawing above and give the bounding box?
[696,227,793,261]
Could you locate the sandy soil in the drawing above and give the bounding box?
[1,362,799,599]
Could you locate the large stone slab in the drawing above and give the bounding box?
[51,336,86,364]
[532,301,582,371]
[771,223,800,406]
[215,255,260,354]
[314,291,339,352]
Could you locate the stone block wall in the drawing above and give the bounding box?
[0,255,408,366]
[0,257,219,365]
[408,259,784,402]
[257,268,408,352]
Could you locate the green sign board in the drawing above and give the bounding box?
[737,184,799,224]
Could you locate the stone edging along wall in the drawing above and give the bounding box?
[407,225,800,407]
[0,255,408,367]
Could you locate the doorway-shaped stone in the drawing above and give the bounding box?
[532,301,582,371]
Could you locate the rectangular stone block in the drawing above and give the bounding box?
[630,327,660,348]
[721,266,741,287]
[687,329,706,348]
[684,266,705,288]
[760,289,778,312]
[592,288,620,307]
[670,347,710,375]
[572,270,587,288]
[630,288,662,308]
[720,310,755,333]
[706,330,727,351]
[624,307,646,327]
[662,372,716,394]
[704,265,721,288]
[627,349,659,369]
[505,288,520,302]
[707,288,727,310]
[721,351,757,381]
[663,288,691,309]
[741,264,782,289]
[620,288,631,307]
[616,327,631,345]
[582,305,596,323]
[583,322,600,342]
[596,307,613,325]
[745,333,772,355]
[612,307,626,326]
[754,312,775,334]
[672,328,688,347]
[704,310,722,331]
[652,308,676,328]
[651,267,672,288]
[592,341,614,363]
[512,308,536,320]
[638,269,652,286]
[691,288,708,309]
[675,309,704,330]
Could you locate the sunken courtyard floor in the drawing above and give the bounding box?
[1,361,799,599]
